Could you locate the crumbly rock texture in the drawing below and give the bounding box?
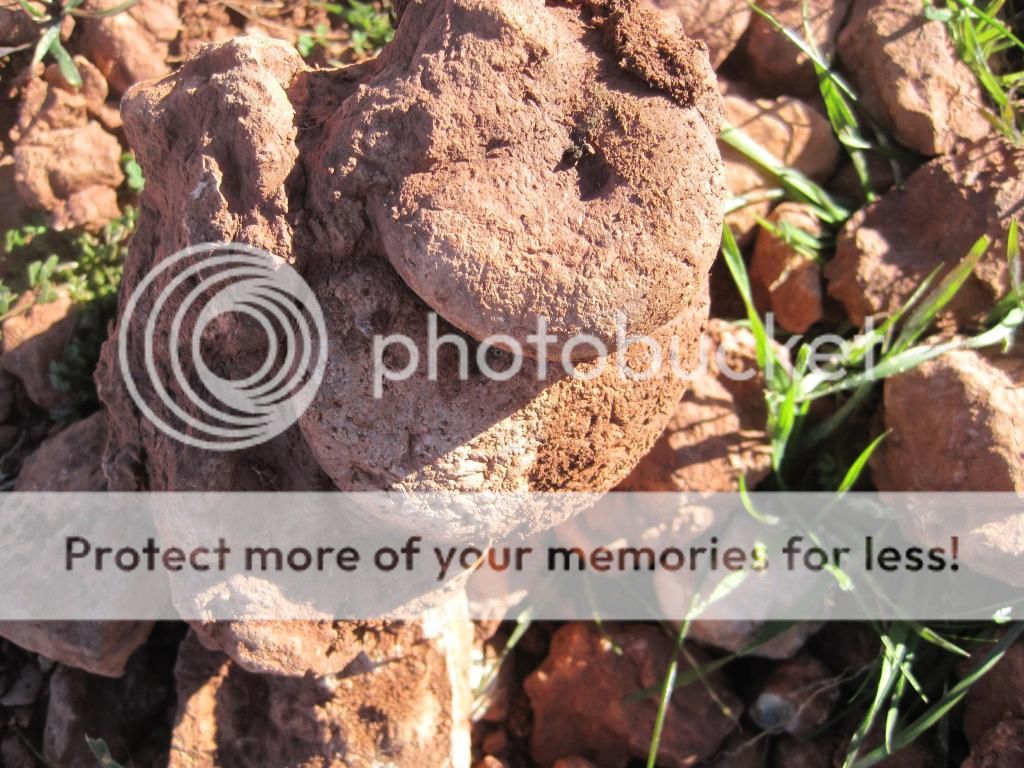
[837,0,991,156]
[94,0,723,692]
[827,137,1024,328]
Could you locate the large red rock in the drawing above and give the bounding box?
[827,137,1023,328]
[95,6,722,680]
[523,622,741,767]
[837,0,990,155]
[0,411,154,677]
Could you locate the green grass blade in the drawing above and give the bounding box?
[837,430,888,493]
[851,623,1024,768]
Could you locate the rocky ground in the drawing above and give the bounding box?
[0,0,1022,766]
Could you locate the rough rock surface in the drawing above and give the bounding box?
[721,85,840,242]
[963,638,1024,745]
[170,623,473,768]
[617,320,775,492]
[304,0,725,357]
[79,0,180,95]
[0,7,38,47]
[95,7,722,676]
[0,411,153,677]
[827,137,1024,328]
[644,0,751,69]
[739,0,851,96]
[963,719,1024,768]
[523,622,740,767]
[874,348,1024,493]
[876,348,1024,586]
[751,203,825,333]
[11,58,124,231]
[837,0,990,156]
[14,411,108,492]
[0,294,76,411]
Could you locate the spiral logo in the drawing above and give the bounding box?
[118,243,327,451]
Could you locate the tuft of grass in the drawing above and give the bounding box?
[927,0,1024,142]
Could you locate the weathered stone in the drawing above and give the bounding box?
[79,0,180,95]
[170,614,474,768]
[524,622,741,766]
[838,0,990,156]
[751,203,825,333]
[827,137,1023,328]
[0,295,75,412]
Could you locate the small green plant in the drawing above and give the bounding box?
[120,153,144,193]
[296,22,334,58]
[8,0,140,87]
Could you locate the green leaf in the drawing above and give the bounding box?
[851,623,1024,768]
[85,737,126,768]
[49,38,82,88]
[837,430,888,493]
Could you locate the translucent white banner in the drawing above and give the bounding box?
[0,492,1020,621]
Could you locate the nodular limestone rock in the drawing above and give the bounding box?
[92,0,726,764]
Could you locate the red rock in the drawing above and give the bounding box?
[170,627,473,768]
[14,411,108,491]
[0,621,151,679]
[618,320,776,492]
[79,0,179,95]
[644,0,751,69]
[751,202,825,333]
[962,637,1024,745]
[827,137,1024,328]
[0,412,153,678]
[874,348,1024,493]
[0,294,75,411]
[739,0,851,96]
[963,719,1024,768]
[330,0,724,357]
[837,0,990,155]
[11,59,123,231]
[523,622,741,767]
